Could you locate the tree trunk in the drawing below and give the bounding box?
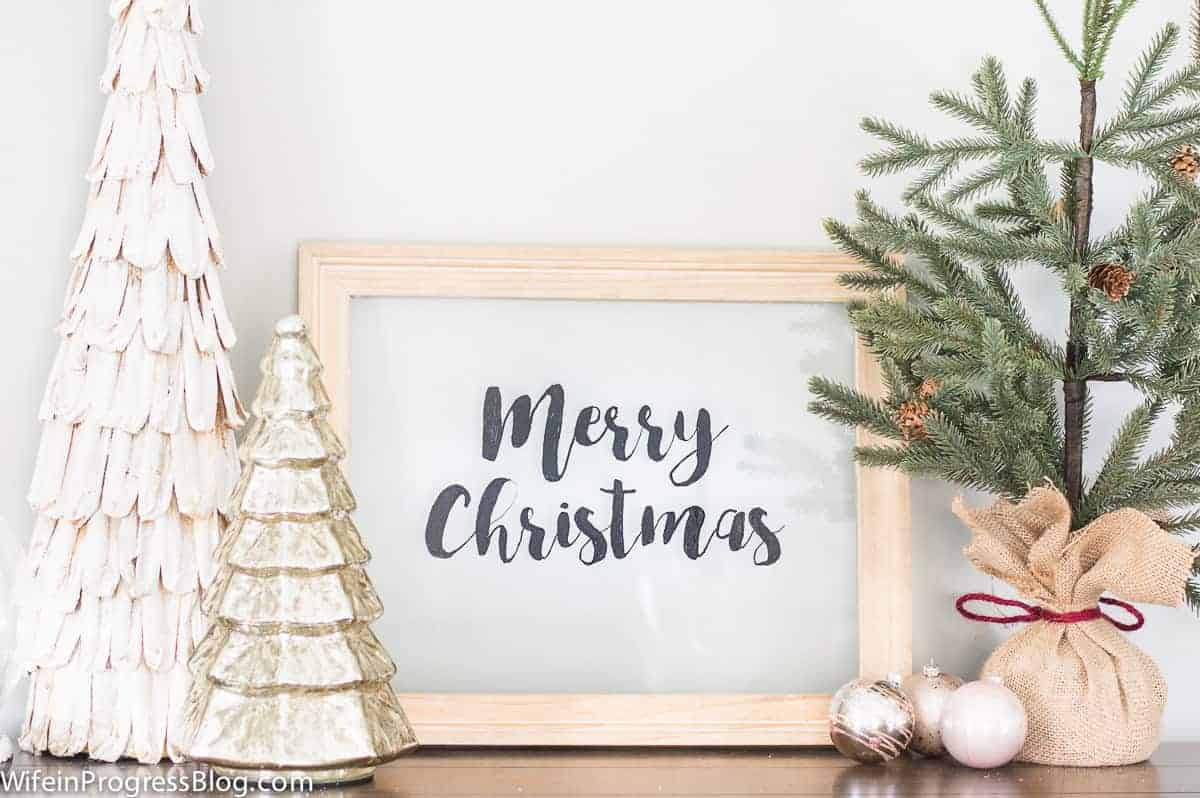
[1064,79,1097,520]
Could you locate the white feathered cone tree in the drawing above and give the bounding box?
[16,0,243,763]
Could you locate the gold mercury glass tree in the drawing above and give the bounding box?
[184,316,417,785]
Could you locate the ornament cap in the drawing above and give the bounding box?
[275,315,308,336]
[922,659,941,678]
[885,672,903,687]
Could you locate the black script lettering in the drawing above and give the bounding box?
[669,409,730,487]
[482,385,572,482]
[425,484,473,558]
[574,405,605,446]
[573,507,609,565]
[427,384,785,566]
[604,406,641,461]
[556,501,579,548]
[749,507,783,566]
[482,385,729,486]
[637,406,669,463]
[640,505,704,547]
[706,508,748,555]
[521,508,552,560]
[474,477,523,562]
[600,479,636,558]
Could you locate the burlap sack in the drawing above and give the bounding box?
[953,486,1195,766]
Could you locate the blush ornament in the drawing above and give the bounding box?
[939,676,1027,769]
[900,660,963,757]
[829,675,915,764]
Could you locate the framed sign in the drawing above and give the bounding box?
[298,244,910,745]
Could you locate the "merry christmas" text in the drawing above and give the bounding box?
[422,384,784,566]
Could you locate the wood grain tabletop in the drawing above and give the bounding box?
[3,743,1197,796]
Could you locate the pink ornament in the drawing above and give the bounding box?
[939,676,1027,769]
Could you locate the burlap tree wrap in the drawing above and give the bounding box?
[953,487,1195,766]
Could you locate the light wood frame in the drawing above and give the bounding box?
[298,243,911,746]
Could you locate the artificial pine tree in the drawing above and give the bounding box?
[16,0,243,762]
[184,316,417,785]
[809,0,1200,609]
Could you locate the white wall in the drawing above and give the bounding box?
[1,0,1196,740]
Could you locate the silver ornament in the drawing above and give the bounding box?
[901,660,964,757]
[829,675,915,764]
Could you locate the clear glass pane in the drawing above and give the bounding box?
[350,297,857,693]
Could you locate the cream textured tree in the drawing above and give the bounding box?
[184,316,417,784]
[16,0,243,763]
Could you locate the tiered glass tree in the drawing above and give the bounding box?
[184,316,416,784]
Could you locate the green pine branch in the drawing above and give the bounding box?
[815,0,1200,613]
[808,377,903,441]
[1036,0,1086,71]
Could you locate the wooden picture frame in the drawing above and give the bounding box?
[297,243,911,745]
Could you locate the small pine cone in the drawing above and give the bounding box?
[896,399,930,442]
[917,378,940,399]
[1088,262,1135,301]
[1052,198,1067,219]
[1171,144,1200,181]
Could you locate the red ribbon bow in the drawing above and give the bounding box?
[955,592,1145,632]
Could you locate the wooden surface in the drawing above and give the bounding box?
[296,243,911,745]
[6,743,1199,796]
[390,693,838,747]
